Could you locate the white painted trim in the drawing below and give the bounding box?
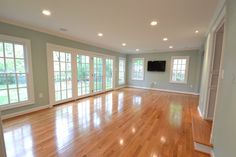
[169,56,190,84]
[194,142,213,155]
[0,112,7,157]
[0,34,35,110]
[198,106,203,118]
[2,104,51,120]
[127,85,199,95]
[211,150,215,157]
[115,85,127,90]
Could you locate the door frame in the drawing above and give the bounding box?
[47,43,116,106]
[203,7,226,120]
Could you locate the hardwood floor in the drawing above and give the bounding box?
[3,88,209,157]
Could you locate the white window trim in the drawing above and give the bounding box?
[169,56,189,84]
[118,57,126,85]
[0,34,34,110]
[131,58,145,81]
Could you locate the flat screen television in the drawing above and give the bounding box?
[147,61,166,72]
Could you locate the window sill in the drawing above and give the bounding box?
[0,100,34,111]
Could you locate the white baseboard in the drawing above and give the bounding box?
[2,105,51,120]
[198,106,203,118]
[211,150,215,157]
[115,85,127,90]
[194,142,213,155]
[127,85,199,95]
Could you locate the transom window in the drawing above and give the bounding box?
[170,56,189,83]
[0,35,34,109]
[132,58,144,80]
[118,58,126,85]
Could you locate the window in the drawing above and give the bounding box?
[118,58,126,85]
[132,58,144,80]
[170,56,189,83]
[0,35,34,109]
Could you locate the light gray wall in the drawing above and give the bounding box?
[127,50,202,93]
[212,0,236,156]
[0,22,126,116]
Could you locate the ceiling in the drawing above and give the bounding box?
[0,0,219,54]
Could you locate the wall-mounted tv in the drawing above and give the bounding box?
[147,60,166,72]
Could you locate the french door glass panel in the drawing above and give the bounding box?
[77,55,90,96]
[105,58,113,90]
[93,57,103,92]
[53,51,72,102]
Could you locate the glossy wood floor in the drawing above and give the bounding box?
[3,88,210,157]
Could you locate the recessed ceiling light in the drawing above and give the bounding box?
[195,30,199,34]
[98,33,103,37]
[122,43,126,46]
[163,38,168,41]
[169,46,173,49]
[136,49,140,52]
[150,21,158,26]
[42,10,51,16]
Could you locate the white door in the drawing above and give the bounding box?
[52,51,73,103]
[77,55,91,97]
[93,57,103,93]
[105,58,114,90]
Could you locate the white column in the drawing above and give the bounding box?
[0,111,7,157]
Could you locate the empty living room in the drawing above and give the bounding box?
[0,0,235,157]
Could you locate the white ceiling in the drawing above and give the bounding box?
[0,0,219,54]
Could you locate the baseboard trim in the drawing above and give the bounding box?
[115,85,127,90]
[2,105,51,120]
[194,142,213,155]
[198,106,203,118]
[127,85,199,95]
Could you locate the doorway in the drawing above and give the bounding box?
[206,24,224,119]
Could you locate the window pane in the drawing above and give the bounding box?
[15,59,25,73]
[0,58,5,73]
[19,88,28,101]
[7,74,17,88]
[6,58,15,73]
[9,88,18,103]
[55,91,61,101]
[5,43,14,58]
[54,62,60,71]
[0,74,7,90]
[14,44,24,58]
[0,90,8,105]
[60,52,65,62]
[0,42,3,57]
[18,74,27,87]
[53,51,60,61]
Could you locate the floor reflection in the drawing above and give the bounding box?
[169,103,183,127]
[4,124,34,157]
[55,105,74,149]
[93,97,102,128]
[105,93,113,117]
[133,95,142,107]
[78,100,90,131]
[118,92,124,112]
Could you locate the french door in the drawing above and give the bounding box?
[48,44,114,105]
[52,51,72,102]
